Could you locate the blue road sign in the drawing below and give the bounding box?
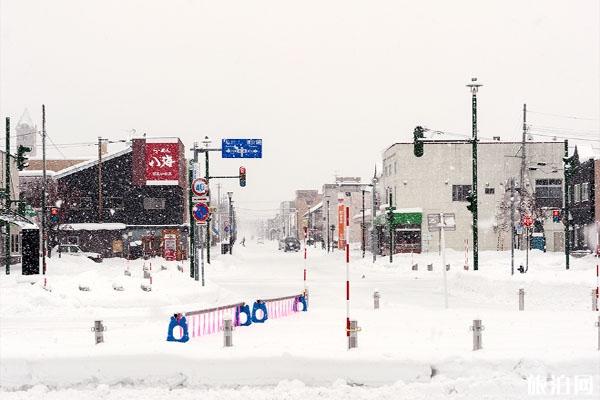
[192,202,210,223]
[221,139,263,158]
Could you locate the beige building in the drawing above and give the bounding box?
[380,140,566,252]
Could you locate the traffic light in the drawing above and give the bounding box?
[413,126,425,157]
[16,145,31,171]
[552,209,560,223]
[239,166,246,187]
[49,207,59,224]
[466,191,477,214]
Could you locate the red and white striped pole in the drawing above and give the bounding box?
[345,205,351,343]
[303,226,308,298]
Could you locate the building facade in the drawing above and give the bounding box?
[380,140,566,253]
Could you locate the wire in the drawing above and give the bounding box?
[527,110,599,121]
[47,134,67,159]
[527,132,600,143]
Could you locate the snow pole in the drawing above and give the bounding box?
[596,264,599,312]
[464,239,469,270]
[303,226,308,298]
[345,204,351,346]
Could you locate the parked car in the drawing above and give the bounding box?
[52,244,103,263]
[282,237,301,252]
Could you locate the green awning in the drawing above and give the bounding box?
[374,211,422,226]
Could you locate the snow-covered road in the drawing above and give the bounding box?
[1,241,599,398]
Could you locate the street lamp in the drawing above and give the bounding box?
[227,191,233,254]
[325,195,331,253]
[466,77,482,271]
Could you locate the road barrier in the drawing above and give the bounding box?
[185,302,245,338]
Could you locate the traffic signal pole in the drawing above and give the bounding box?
[563,139,570,270]
[467,79,482,271]
[41,105,47,274]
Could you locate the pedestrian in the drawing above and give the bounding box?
[241,237,246,247]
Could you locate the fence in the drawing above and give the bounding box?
[185,302,245,338]
[260,294,302,320]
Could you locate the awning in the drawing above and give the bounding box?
[59,223,127,231]
[374,209,422,226]
[0,212,38,229]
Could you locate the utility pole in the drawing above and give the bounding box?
[467,78,482,271]
[372,168,377,263]
[205,149,211,264]
[97,137,104,223]
[326,198,330,252]
[361,189,366,258]
[188,159,195,279]
[4,117,11,274]
[520,104,527,193]
[510,177,515,275]
[228,192,233,254]
[386,192,395,264]
[563,139,570,270]
[42,105,47,274]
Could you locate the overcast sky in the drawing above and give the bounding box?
[1,0,598,222]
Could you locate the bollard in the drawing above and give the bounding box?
[427,263,433,271]
[446,264,450,271]
[519,288,525,311]
[348,320,359,349]
[373,291,380,310]
[224,318,233,347]
[177,265,184,273]
[91,320,106,344]
[124,269,131,277]
[143,270,151,279]
[592,289,598,312]
[470,319,484,351]
[161,265,168,271]
[78,284,90,291]
[411,263,418,271]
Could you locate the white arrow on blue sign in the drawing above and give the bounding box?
[221,139,262,158]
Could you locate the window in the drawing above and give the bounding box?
[573,184,580,204]
[71,196,92,210]
[581,182,589,202]
[10,234,19,253]
[484,188,495,195]
[452,185,472,202]
[535,179,562,208]
[143,197,166,210]
[394,161,397,175]
[106,197,124,210]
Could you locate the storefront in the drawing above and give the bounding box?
[374,208,423,254]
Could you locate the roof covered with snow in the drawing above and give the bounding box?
[59,223,127,231]
[53,147,132,179]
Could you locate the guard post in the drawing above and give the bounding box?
[223,318,233,347]
[471,319,484,351]
[373,291,380,310]
[349,320,359,349]
[91,320,106,344]
[519,288,525,311]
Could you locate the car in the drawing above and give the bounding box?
[52,244,103,263]
[257,237,264,244]
[282,237,301,252]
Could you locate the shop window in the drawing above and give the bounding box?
[452,185,472,202]
[484,187,495,195]
[581,182,589,202]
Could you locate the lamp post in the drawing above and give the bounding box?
[227,191,233,255]
[386,192,396,264]
[466,77,482,271]
[325,196,331,252]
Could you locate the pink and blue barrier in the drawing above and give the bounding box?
[170,293,307,342]
[185,302,245,338]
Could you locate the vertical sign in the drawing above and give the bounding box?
[145,139,180,185]
[338,203,346,249]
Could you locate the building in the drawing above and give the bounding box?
[16,109,37,157]
[294,190,319,239]
[569,152,597,252]
[19,138,189,259]
[0,149,26,264]
[379,140,566,253]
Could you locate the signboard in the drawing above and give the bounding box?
[221,139,263,158]
[337,204,346,249]
[192,178,209,197]
[192,202,210,224]
[145,141,180,185]
[522,215,533,227]
[427,213,457,232]
[164,233,177,260]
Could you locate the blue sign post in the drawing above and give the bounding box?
[192,202,210,224]
[222,139,263,158]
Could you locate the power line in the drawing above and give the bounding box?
[527,132,600,143]
[527,110,599,121]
